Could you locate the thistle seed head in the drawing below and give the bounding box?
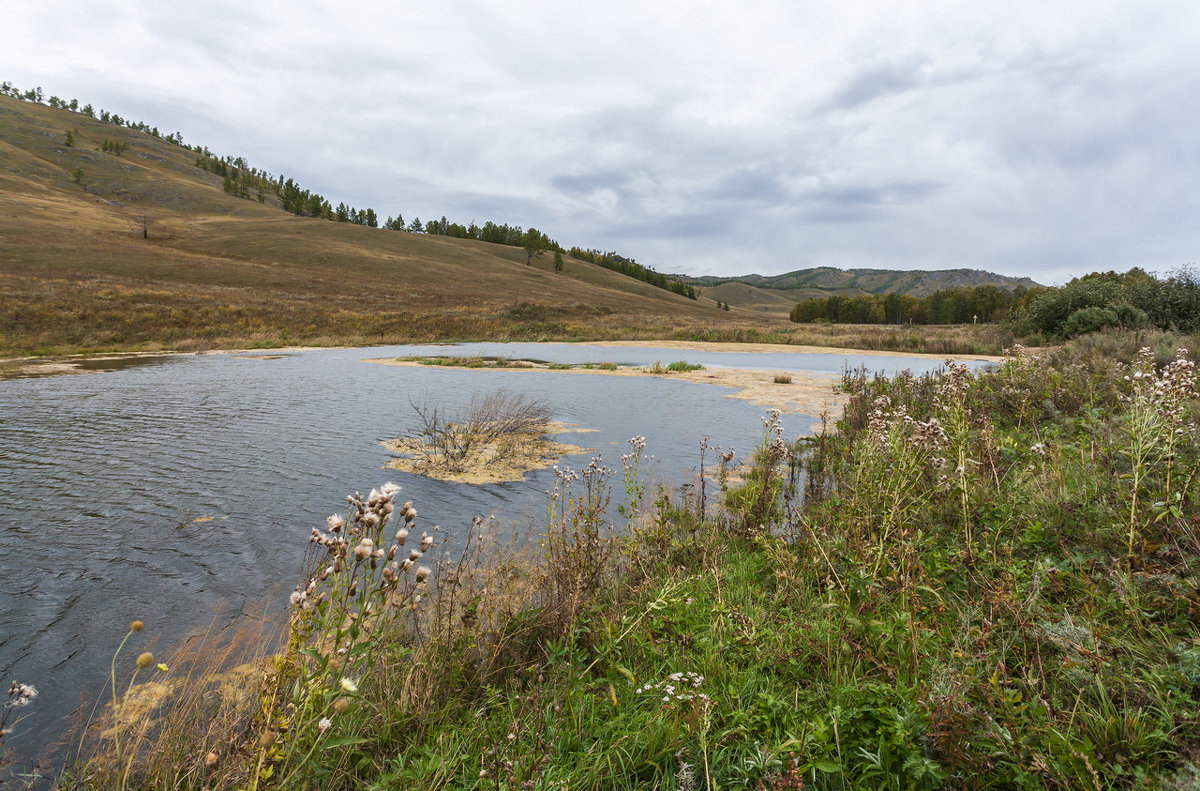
[354,539,374,562]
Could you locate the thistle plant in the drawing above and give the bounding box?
[544,457,617,622]
[845,394,947,575]
[935,361,980,555]
[260,482,434,786]
[725,410,791,536]
[0,680,38,779]
[1119,347,1199,557]
[617,435,649,525]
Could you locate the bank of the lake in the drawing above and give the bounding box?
[48,331,1200,790]
[10,341,957,773]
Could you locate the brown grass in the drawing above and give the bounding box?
[59,609,281,790]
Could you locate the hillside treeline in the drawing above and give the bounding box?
[567,249,698,299]
[789,285,1039,325]
[4,79,696,300]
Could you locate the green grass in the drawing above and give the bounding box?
[47,351,1200,789]
[646,360,705,374]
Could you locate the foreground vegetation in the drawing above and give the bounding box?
[19,328,1193,789]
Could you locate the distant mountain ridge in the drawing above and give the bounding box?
[679,267,1041,297]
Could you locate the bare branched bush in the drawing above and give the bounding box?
[408,390,551,471]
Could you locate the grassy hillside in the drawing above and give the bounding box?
[0,95,749,356]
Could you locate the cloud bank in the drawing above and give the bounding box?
[3,0,1198,283]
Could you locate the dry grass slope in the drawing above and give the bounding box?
[0,95,759,356]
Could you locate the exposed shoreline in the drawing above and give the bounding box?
[368,356,848,423]
[576,338,1004,362]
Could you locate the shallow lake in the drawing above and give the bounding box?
[0,342,968,764]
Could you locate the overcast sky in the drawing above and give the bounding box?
[3,1,1198,284]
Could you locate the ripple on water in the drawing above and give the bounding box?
[0,342,963,765]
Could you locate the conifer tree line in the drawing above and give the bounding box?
[2,78,698,300]
[565,248,698,299]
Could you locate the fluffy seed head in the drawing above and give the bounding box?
[136,652,154,670]
[354,539,374,562]
[130,620,145,632]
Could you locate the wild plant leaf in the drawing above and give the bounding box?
[322,735,370,750]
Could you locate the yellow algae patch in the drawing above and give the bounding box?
[383,420,591,484]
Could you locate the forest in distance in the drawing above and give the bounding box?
[789,266,1200,339]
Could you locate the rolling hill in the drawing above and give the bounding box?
[0,94,743,356]
[682,267,1041,315]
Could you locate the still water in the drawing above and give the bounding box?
[0,342,960,764]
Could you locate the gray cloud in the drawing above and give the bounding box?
[2,1,1198,284]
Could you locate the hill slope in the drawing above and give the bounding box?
[0,95,738,355]
[681,267,1036,301]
